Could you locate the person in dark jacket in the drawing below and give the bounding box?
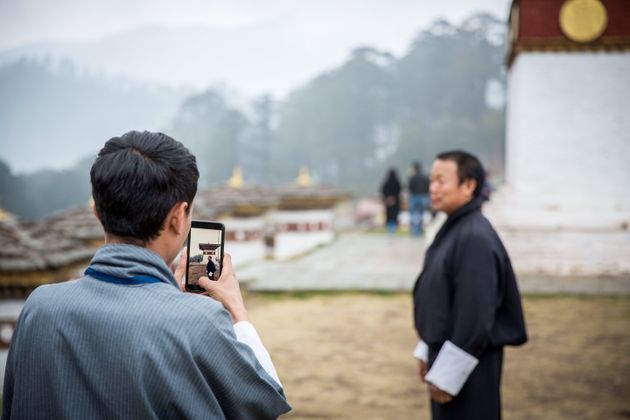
[408,161,430,236]
[412,150,527,420]
[206,256,216,280]
[381,168,402,234]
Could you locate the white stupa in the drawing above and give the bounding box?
[485,0,630,276]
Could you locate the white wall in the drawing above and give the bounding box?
[503,52,630,227]
[485,51,630,276]
[271,210,335,260]
[221,217,266,266]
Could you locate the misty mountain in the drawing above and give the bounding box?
[174,13,507,191]
[0,59,188,172]
[0,22,346,99]
[0,155,93,220]
[0,12,507,220]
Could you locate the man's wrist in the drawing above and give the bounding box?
[229,307,249,323]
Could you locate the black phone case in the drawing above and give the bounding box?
[184,220,225,293]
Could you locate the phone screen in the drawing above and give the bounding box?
[185,221,225,292]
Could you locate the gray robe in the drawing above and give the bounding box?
[3,244,291,419]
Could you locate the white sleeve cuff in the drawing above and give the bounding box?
[412,340,429,362]
[424,340,478,396]
[233,321,282,387]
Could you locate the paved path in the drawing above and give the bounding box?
[238,233,424,291]
[237,232,630,294]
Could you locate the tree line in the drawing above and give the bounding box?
[170,13,506,192]
[0,12,506,220]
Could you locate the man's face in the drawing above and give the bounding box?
[429,159,475,214]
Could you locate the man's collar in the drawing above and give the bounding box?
[431,196,483,247]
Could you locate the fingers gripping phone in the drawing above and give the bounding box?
[185,220,225,293]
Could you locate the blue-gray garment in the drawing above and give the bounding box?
[3,244,291,419]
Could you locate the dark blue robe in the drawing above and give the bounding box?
[413,197,527,420]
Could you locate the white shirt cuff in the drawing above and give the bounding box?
[233,321,283,387]
[412,340,429,362]
[424,340,478,396]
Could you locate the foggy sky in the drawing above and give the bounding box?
[0,0,510,53]
[0,0,511,99]
[0,0,511,173]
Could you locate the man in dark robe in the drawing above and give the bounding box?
[206,256,216,279]
[412,150,527,420]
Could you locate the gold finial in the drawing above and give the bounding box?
[559,0,607,43]
[296,167,312,187]
[227,167,244,188]
[0,207,8,222]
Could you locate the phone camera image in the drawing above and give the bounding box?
[185,221,225,292]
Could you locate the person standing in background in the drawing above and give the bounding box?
[206,255,216,280]
[481,170,494,203]
[380,168,402,235]
[408,161,430,236]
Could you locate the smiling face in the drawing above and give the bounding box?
[429,159,476,215]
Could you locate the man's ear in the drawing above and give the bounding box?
[168,202,190,236]
[463,179,477,198]
[91,200,101,222]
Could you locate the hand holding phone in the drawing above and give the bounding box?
[196,253,249,323]
[185,221,225,293]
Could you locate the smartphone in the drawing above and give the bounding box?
[185,220,225,293]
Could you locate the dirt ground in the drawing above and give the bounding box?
[245,292,630,419]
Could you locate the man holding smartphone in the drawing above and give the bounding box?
[3,131,290,419]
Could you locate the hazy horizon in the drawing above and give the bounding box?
[0,0,510,97]
[0,0,510,174]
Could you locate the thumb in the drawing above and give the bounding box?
[198,276,217,294]
[173,248,188,291]
[220,253,233,276]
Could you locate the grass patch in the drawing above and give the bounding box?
[522,292,630,300]
[249,293,630,419]
[249,289,407,301]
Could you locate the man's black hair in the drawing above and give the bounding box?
[436,150,485,198]
[91,131,199,243]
